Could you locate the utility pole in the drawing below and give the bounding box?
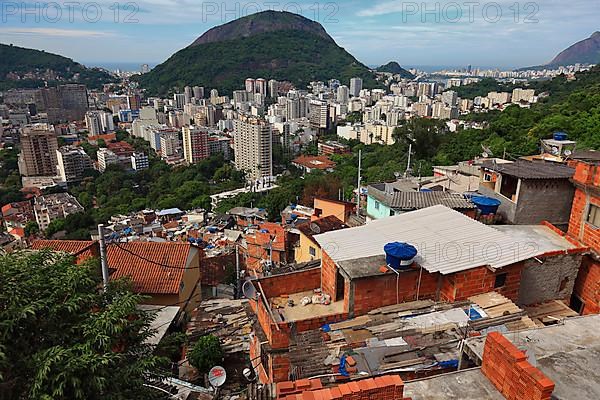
[405,143,412,177]
[356,149,362,213]
[98,224,109,291]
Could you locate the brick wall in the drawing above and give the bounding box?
[201,252,236,286]
[573,255,600,315]
[568,187,600,253]
[276,375,407,400]
[440,264,523,303]
[481,332,555,400]
[351,269,438,316]
[321,251,337,300]
[258,267,322,298]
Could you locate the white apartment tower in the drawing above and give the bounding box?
[233,116,272,180]
[350,77,363,97]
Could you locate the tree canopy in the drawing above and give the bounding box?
[0,251,166,399]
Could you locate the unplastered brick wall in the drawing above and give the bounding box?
[482,332,555,400]
[351,270,438,316]
[573,256,600,314]
[276,375,408,400]
[258,267,322,298]
[321,251,337,300]
[440,264,523,303]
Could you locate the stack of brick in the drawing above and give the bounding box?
[276,375,409,400]
[481,332,555,400]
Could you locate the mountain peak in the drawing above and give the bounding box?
[548,31,600,66]
[376,61,415,79]
[190,10,332,47]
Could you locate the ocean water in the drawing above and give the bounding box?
[82,62,158,72]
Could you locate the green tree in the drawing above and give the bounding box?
[0,251,166,399]
[188,335,223,376]
[24,221,39,238]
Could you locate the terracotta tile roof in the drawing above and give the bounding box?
[107,242,193,295]
[292,155,336,170]
[30,240,98,259]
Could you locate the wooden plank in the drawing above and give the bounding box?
[368,300,435,315]
[328,315,371,331]
[469,292,509,308]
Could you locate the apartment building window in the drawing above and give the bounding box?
[375,201,380,210]
[309,247,316,257]
[587,204,600,228]
[483,173,493,182]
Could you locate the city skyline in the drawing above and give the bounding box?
[0,0,598,69]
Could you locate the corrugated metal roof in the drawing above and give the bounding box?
[387,191,476,210]
[482,160,574,179]
[313,205,564,275]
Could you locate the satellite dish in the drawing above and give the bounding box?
[564,149,572,156]
[482,152,489,158]
[551,146,560,155]
[394,171,400,178]
[208,366,227,388]
[310,222,321,234]
[242,280,259,300]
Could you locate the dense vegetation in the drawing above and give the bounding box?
[0,251,166,399]
[376,61,416,79]
[137,29,380,95]
[0,43,114,90]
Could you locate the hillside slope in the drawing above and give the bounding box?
[0,43,113,90]
[137,11,379,95]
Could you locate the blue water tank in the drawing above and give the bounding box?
[553,131,568,141]
[471,196,501,215]
[384,242,418,270]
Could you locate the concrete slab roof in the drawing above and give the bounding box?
[403,369,504,400]
[466,315,600,400]
[493,225,576,254]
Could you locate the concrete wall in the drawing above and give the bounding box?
[295,232,320,263]
[518,253,582,306]
[514,179,574,226]
[480,178,574,226]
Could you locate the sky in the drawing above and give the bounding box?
[0,0,598,69]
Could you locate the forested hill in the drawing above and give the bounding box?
[0,43,114,90]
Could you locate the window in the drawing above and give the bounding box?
[374,201,380,210]
[494,273,507,288]
[499,175,518,201]
[484,173,493,182]
[309,246,316,256]
[587,204,600,228]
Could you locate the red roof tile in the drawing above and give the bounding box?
[30,240,99,261]
[107,242,193,295]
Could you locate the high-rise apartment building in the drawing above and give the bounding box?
[131,152,149,171]
[184,86,192,105]
[85,111,102,135]
[337,85,350,104]
[97,148,119,172]
[245,78,256,93]
[126,94,141,111]
[56,146,93,184]
[309,100,330,130]
[255,78,267,97]
[268,79,278,98]
[173,93,185,109]
[160,131,182,158]
[18,124,59,176]
[192,86,204,100]
[233,115,272,180]
[350,77,363,97]
[442,91,458,107]
[512,88,536,104]
[182,126,210,164]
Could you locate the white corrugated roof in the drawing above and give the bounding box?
[314,205,556,275]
